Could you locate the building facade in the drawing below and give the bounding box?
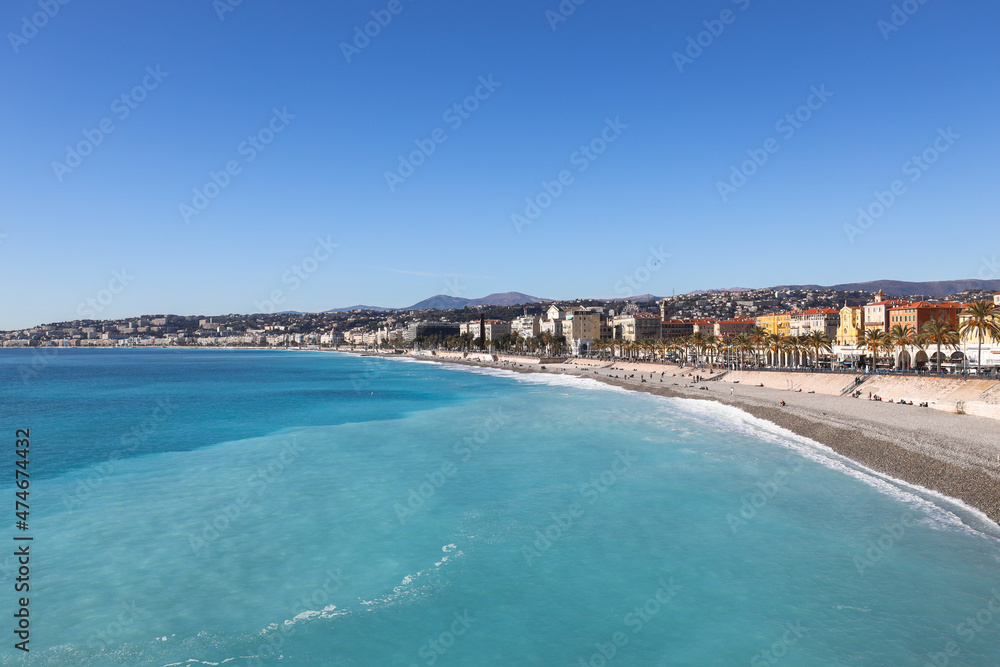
[836,305,864,346]
[612,313,662,341]
[888,302,961,335]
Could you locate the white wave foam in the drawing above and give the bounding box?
[665,397,1000,541]
[425,360,1000,541]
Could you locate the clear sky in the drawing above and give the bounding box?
[2,0,998,329]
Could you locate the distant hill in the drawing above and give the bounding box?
[774,279,1000,298]
[406,292,552,310]
[323,305,395,313]
[606,294,662,302]
[684,287,753,295]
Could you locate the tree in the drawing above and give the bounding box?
[859,328,886,371]
[888,324,920,370]
[958,300,1000,375]
[805,331,833,369]
[691,331,706,363]
[765,333,783,367]
[749,326,768,366]
[919,318,959,374]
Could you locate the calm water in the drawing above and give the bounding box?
[1,349,998,666]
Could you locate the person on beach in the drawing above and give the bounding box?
[780,400,785,406]
[730,387,734,397]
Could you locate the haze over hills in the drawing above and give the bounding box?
[323,305,396,313]
[772,279,1000,299]
[326,292,674,312]
[320,279,1000,313]
[683,287,754,295]
[406,292,553,310]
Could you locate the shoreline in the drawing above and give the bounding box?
[390,352,1000,528]
[13,346,999,527]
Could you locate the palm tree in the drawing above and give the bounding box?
[765,333,783,367]
[690,331,705,364]
[860,328,886,371]
[732,333,753,367]
[919,318,959,374]
[958,300,1000,375]
[749,326,768,366]
[805,331,833,370]
[888,324,920,371]
[704,334,719,364]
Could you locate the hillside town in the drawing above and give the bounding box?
[4,288,999,375]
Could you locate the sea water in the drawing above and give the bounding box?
[1,349,998,666]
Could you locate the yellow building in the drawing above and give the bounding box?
[837,305,864,346]
[755,312,791,337]
[958,309,1000,345]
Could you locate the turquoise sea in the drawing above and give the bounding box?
[1,349,999,666]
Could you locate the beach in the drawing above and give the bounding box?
[399,351,1000,527]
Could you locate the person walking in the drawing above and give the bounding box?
[730,387,734,397]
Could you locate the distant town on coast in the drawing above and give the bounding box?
[5,280,1000,376]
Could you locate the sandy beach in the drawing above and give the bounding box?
[392,351,1000,527]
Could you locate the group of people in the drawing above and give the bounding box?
[863,392,926,407]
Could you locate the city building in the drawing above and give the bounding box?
[564,309,601,355]
[612,313,662,341]
[836,305,864,346]
[756,312,791,337]
[690,318,716,335]
[888,302,962,334]
[403,321,460,342]
[662,319,694,339]
[863,290,910,334]
[789,309,839,339]
[484,320,511,341]
[714,319,755,338]
[511,314,540,339]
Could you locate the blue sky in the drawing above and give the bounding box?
[1,0,998,329]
